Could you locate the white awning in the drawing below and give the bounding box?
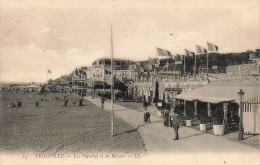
[175,85,260,104]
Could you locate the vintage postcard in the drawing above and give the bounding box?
[0,0,259,164]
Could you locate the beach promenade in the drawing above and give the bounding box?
[86,97,260,165]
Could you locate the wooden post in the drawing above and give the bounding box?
[183,55,186,74]
[239,101,244,140]
[207,102,211,118]
[184,100,186,118]
[207,52,209,80]
[194,100,198,117]
[194,55,197,79]
[223,102,228,125]
[110,25,114,138]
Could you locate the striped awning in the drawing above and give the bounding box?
[245,96,260,103]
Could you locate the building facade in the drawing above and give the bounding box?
[226,63,260,76]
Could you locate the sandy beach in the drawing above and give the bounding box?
[0,91,145,154]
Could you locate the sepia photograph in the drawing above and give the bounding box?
[0,0,259,164]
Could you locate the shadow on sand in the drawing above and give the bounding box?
[114,125,145,137]
[180,132,205,140]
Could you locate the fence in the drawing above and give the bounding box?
[243,102,260,134]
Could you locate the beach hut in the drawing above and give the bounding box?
[25,84,40,92]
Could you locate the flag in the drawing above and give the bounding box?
[75,68,79,76]
[180,55,185,61]
[154,58,160,65]
[207,42,218,52]
[48,69,51,73]
[184,49,195,56]
[175,54,181,61]
[148,57,154,65]
[157,47,171,56]
[196,45,207,54]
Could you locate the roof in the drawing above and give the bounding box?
[25,84,40,88]
[175,85,260,104]
[164,81,208,88]
[95,58,132,63]
[114,65,129,70]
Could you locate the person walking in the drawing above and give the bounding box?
[169,111,180,140]
[63,96,68,107]
[79,97,83,106]
[143,108,151,123]
[163,108,170,126]
[143,100,148,111]
[101,96,105,110]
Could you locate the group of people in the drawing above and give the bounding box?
[63,95,84,107]
[143,100,180,140]
[98,95,180,140]
[6,99,23,109]
[63,96,69,107]
[143,101,151,123]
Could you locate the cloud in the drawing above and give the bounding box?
[1,43,106,82]
[1,0,259,82]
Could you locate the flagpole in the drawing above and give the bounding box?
[81,72,83,97]
[103,58,105,91]
[207,52,209,79]
[194,54,197,79]
[167,58,169,71]
[184,56,186,75]
[110,25,114,138]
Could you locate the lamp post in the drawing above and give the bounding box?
[238,89,245,140]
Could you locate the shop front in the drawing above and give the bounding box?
[175,85,260,135]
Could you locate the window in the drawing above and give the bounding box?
[99,60,104,65]
[105,60,111,65]
[105,70,111,74]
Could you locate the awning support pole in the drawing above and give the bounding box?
[184,100,186,118]
[207,102,211,118]
[223,102,228,125]
[194,100,198,117]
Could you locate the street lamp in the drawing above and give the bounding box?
[238,89,245,140]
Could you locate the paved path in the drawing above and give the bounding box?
[86,97,259,164]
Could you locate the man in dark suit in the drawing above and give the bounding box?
[79,97,83,106]
[170,111,180,140]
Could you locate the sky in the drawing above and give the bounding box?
[0,0,259,83]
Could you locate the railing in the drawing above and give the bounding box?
[210,79,260,86]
